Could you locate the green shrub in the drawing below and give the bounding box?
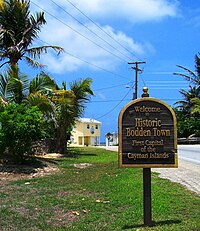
[0,104,47,161]
[175,109,200,137]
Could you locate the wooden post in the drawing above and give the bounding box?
[142,87,152,226]
[143,168,153,226]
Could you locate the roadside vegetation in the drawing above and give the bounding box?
[174,54,200,138]
[0,147,200,230]
[0,0,94,161]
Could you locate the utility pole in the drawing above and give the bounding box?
[128,61,146,99]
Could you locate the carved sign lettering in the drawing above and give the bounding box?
[118,98,178,168]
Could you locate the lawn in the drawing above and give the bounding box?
[0,147,199,230]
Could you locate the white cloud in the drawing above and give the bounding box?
[38,20,146,73]
[30,0,179,73]
[65,0,179,22]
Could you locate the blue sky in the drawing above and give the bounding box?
[26,0,200,142]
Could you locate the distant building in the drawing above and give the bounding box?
[105,132,118,146]
[70,118,101,146]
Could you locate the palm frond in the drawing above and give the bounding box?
[30,71,58,94]
[24,56,46,68]
[69,78,94,118]
[0,71,9,98]
[28,92,54,115]
[191,97,200,115]
[0,96,8,106]
[195,54,200,79]
[175,65,197,78]
[0,65,29,104]
[27,45,64,59]
[52,89,75,104]
[174,63,200,86]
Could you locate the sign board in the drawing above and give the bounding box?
[118,97,178,168]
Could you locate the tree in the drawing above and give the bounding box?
[0,65,29,104]
[53,78,94,153]
[0,66,57,113]
[174,53,200,137]
[0,103,47,161]
[174,54,200,117]
[191,97,200,115]
[0,0,63,69]
[174,86,200,116]
[174,54,200,86]
[175,108,200,137]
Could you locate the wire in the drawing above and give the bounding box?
[36,38,131,81]
[96,87,133,119]
[94,82,133,91]
[89,98,180,103]
[50,0,133,61]
[140,75,146,87]
[145,72,188,74]
[90,99,131,103]
[64,0,143,61]
[31,1,128,63]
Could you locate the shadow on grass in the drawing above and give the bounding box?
[122,219,181,229]
[0,155,58,174]
[66,147,98,158]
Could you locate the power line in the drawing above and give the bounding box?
[36,38,131,81]
[94,82,133,91]
[96,87,133,119]
[31,1,128,63]
[64,0,143,61]
[50,0,133,61]
[89,98,181,103]
[90,99,131,103]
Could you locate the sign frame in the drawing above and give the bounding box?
[118,97,178,168]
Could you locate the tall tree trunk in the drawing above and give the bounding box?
[55,124,67,154]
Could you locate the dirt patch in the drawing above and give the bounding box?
[0,165,59,182]
[73,163,93,169]
[38,153,66,159]
[47,206,80,227]
[0,154,62,182]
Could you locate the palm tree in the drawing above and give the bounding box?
[191,97,200,115]
[174,54,200,116]
[0,66,57,114]
[53,78,94,153]
[174,54,200,86]
[52,89,75,153]
[174,86,200,116]
[0,65,28,104]
[0,0,63,69]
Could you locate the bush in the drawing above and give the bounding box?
[175,109,200,137]
[0,104,47,161]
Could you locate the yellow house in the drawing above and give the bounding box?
[71,118,101,146]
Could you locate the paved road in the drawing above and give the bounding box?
[101,145,200,194]
[178,145,200,164]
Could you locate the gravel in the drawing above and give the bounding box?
[152,159,200,195]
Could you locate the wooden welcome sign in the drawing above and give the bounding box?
[118,97,178,168]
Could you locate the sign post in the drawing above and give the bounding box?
[118,87,178,226]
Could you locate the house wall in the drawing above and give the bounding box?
[71,120,101,146]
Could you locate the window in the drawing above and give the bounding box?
[87,124,90,129]
[91,127,94,134]
[95,124,98,129]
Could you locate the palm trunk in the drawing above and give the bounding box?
[55,124,67,154]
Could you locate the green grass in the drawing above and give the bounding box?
[0,147,200,230]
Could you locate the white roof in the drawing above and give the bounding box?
[78,118,101,124]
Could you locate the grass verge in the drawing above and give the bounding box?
[0,147,200,230]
